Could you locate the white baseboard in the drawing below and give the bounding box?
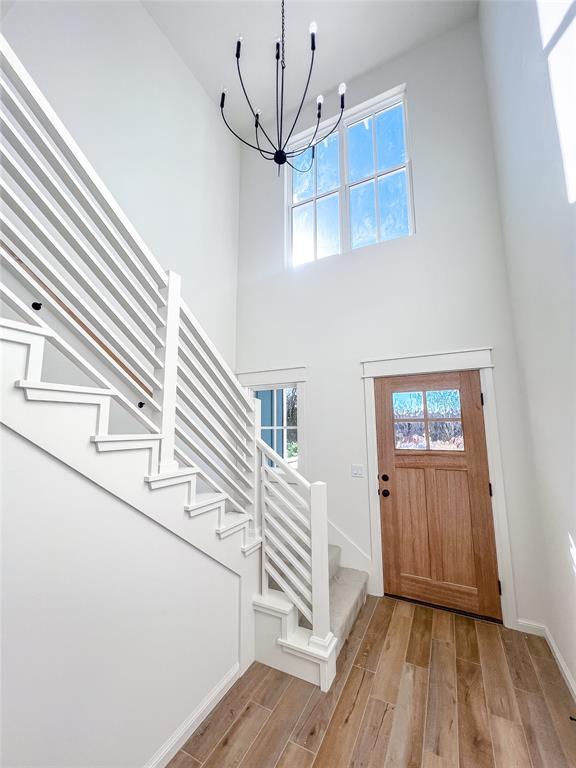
[516,619,576,702]
[144,662,241,768]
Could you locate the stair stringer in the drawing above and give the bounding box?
[0,327,260,671]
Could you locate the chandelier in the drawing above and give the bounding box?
[219,0,346,173]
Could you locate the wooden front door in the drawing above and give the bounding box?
[375,370,501,620]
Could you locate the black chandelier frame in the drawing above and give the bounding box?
[219,0,346,172]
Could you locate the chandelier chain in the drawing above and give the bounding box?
[281,0,286,68]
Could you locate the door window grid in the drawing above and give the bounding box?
[255,386,298,466]
[287,86,413,267]
[392,389,464,451]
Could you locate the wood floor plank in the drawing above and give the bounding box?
[251,668,293,710]
[454,615,480,663]
[239,677,314,768]
[203,702,270,768]
[354,598,396,671]
[167,751,201,768]
[516,688,569,768]
[499,627,540,693]
[422,639,458,768]
[384,663,428,768]
[456,658,494,768]
[371,601,415,704]
[349,595,380,642]
[406,605,433,668]
[275,742,314,768]
[182,662,271,762]
[349,696,395,767]
[490,715,532,768]
[431,610,454,642]
[291,633,362,752]
[312,664,374,768]
[476,621,521,723]
[530,654,576,765]
[523,633,555,660]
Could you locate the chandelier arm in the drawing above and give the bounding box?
[221,108,275,154]
[255,122,275,160]
[281,50,315,151]
[236,59,277,151]
[286,155,314,173]
[310,106,344,146]
[285,115,321,159]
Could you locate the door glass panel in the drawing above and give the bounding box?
[392,391,424,419]
[394,421,426,449]
[429,421,464,451]
[287,429,298,462]
[426,389,461,418]
[275,389,284,427]
[275,429,284,457]
[256,390,274,427]
[261,428,274,449]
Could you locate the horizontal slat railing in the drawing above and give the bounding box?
[257,438,332,645]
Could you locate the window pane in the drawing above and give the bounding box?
[426,390,461,418]
[376,104,406,172]
[256,390,274,427]
[276,389,284,427]
[378,169,409,241]
[261,428,274,449]
[348,117,374,182]
[286,387,297,426]
[394,422,426,449]
[392,391,424,419]
[292,148,314,203]
[316,193,340,259]
[275,429,284,457]
[287,429,298,460]
[316,133,339,195]
[292,202,314,266]
[429,421,464,451]
[350,180,377,249]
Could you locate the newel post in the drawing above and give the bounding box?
[155,270,181,474]
[310,481,332,647]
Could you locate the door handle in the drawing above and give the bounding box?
[382,489,390,497]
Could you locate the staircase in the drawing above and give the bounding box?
[0,34,368,693]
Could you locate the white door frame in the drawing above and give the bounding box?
[362,346,518,628]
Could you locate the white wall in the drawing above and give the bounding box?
[480,0,576,684]
[0,426,239,768]
[1,0,241,364]
[236,20,546,624]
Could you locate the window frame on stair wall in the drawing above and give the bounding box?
[285,83,414,268]
[237,367,307,475]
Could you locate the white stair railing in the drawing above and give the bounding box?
[0,33,331,653]
[257,439,332,647]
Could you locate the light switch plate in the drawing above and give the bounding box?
[351,464,364,478]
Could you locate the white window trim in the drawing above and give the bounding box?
[285,82,415,268]
[237,367,308,475]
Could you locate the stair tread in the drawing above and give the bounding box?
[145,467,200,482]
[185,492,226,510]
[219,511,252,529]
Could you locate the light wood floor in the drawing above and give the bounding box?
[168,596,576,768]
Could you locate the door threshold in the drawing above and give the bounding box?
[384,592,503,625]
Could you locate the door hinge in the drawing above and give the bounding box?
[489,482,493,497]
[498,579,502,595]
[481,392,485,406]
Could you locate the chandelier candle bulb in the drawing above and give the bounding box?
[309,21,317,50]
[220,90,226,109]
[317,94,324,118]
[275,39,281,60]
[339,82,347,108]
[235,36,243,59]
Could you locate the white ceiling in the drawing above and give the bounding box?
[144,0,478,130]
